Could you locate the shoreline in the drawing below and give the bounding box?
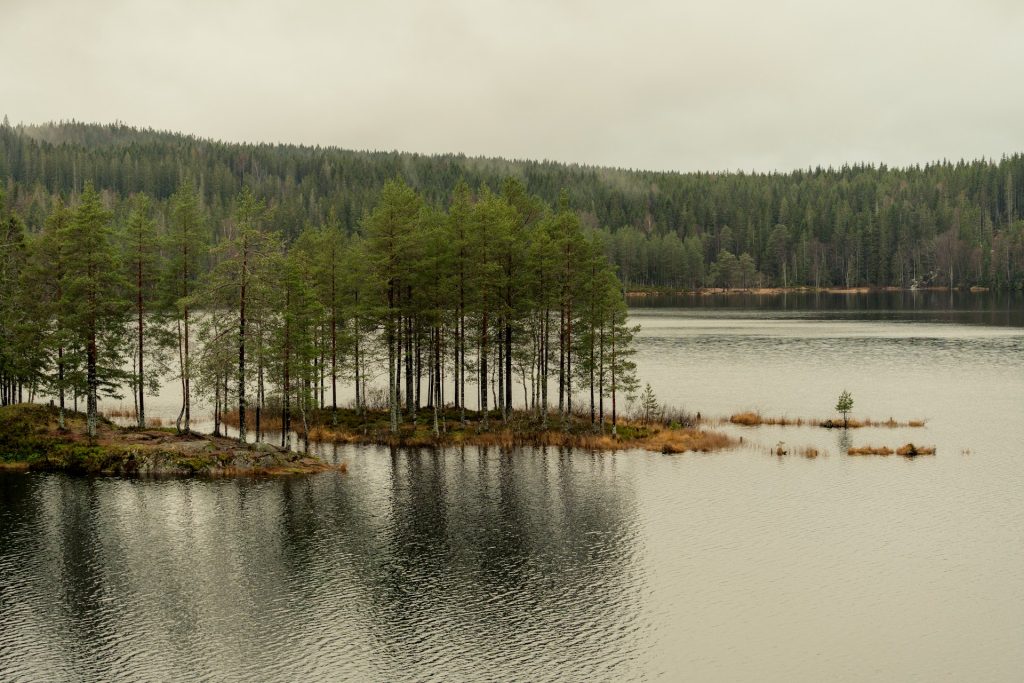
[1,404,739,476]
[0,404,342,477]
[625,285,994,297]
[220,407,738,456]
[2,403,935,477]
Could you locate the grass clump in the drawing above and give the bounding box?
[848,443,935,457]
[252,406,735,455]
[728,411,926,429]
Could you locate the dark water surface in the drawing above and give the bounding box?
[2,293,1022,681]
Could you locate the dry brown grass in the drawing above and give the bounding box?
[731,411,763,426]
[769,443,821,457]
[296,415,736,455]
[895,443,936,456]
[102,406,136,419]
[146,417,164,428]
[848,446,895,456]
[729,411,925,429]
[848,443,935,457]
[221,409,284,431]
[643,429,735,454]
[730,412,812,427]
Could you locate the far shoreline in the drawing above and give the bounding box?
[625,285,996,297]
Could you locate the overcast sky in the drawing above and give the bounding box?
[3,0,1022,172]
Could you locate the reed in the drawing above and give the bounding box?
[895,443,935,456]
[269,407,737,455]
[848,444,935,457]
[847,446,894,456]
[101,406,136,419]
[729,411,926,429]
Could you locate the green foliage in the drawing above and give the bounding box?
[58,183,131,436]
[3,166,640,442]
[1,121,1022,291]
[835,389,854,427]
[639,383,660,425]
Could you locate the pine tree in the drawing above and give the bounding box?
[164,182,208,434]
[59,183,130,438]
[364,179,422,433]
[121,193,171,428]
[20,199,75,425]
[204,187,277,443]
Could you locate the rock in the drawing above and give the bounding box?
[174,440,211,453]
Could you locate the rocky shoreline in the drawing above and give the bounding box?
[0,404,340,476]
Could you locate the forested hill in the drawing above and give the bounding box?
[1,119,1022,289]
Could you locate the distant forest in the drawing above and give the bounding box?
[1,119,1022,290]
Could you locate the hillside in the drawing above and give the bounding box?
[1,119,1021,289]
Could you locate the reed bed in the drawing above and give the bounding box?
[101,406,136,419]
[256,406,736,455]
[221,409,285,431]
[729,411,926,429]
[770,443,822,458]
[847,443,935,457]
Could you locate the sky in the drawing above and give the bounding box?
[3,0,1023,173]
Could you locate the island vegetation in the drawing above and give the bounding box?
[0,120,969,469]
[5,160,736,463]
[0,403,340,475]
[727,411,925,429]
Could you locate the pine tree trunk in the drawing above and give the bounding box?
[611,333,617,437]
[497,324,504,419]
[559,307,565,415]
[598,323,605,431]
[137,255,145,429]
[213,372,221,437]
[589,327,595,428]
[388,283,398,434]
[256,357,263,443]
[86,333,97,439]
[283,287,292,449]
[565,301,573,427]
[57,347,65,430]
[541,309,549,428]
[504,319,512,417]
[331,275,337,424]
[184,306,191,433]
[238,282,247,443]
[481,310,489,430]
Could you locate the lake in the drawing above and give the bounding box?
[2,292,1023,681]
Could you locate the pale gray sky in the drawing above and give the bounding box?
[3,0,1022,172]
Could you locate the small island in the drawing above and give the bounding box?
[0,402,739,477]
[0,404,341,476]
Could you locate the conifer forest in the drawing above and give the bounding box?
[1,119,1021,441]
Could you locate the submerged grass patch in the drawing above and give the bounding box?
[230,406,737,455]
[769,443,821,457]
[728,411,926,429]
[847,443,936,457]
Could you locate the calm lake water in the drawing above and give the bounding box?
[2,292,1023,681]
